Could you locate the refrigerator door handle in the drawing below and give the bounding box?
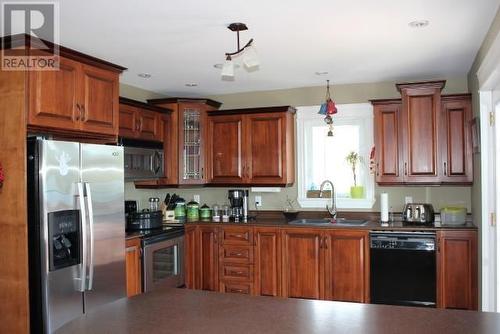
[77,182,87,293]
[84,182,95,290]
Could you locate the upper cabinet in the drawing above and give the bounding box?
[372,81,473,185]
[148,98,222,185]
[207,107,295,186]
[25,41,125,141]
[119,97,169,142]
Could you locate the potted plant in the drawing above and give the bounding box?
[346,151,364,199]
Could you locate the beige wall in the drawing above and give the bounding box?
[120,83,166,102]
[125,77,473,213]
[468,6,500,226]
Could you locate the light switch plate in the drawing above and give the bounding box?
[194,194,200,203]
[255,195,262,207]
[405,196,413,204]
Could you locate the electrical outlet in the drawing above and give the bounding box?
[194,194,200,203]
[405,196,413,204]
[255,195,262,207]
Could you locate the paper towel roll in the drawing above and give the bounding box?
[380,193,389,222]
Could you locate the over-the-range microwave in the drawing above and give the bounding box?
[123,142,164,181]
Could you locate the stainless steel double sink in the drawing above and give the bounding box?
[288,218,368,227]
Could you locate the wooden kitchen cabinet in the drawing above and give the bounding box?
[119,97,169,142]
[254,227,281,297]
[148,98,222,185]
[208,114,245,184]
[125,237,142,297]
[437,230,478,310]
[207,106,295,186]
[323,230,369,303]
[28,55,123,140]
[184,225,197,289]
[373,100,404,184]
[281,228,324,299]
[440,95,473,184]
[372,81,472,185]
[197,226,219,291]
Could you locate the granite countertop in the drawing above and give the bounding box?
[56,287,499,334]
[184,219,478,231]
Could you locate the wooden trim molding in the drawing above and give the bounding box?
[148,97,222,109]
[119,97,172,114]
[396,80,446,93]
[209,106,296,116]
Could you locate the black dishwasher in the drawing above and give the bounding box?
[370,232,436,307]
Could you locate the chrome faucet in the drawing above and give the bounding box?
[319,180,337,219]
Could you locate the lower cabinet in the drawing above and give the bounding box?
[184,224,477,308]
[437,230,478,310]
[254,227,281,297]
[281,229,324,299]
[324,230,369,303]
[125,237,142,297]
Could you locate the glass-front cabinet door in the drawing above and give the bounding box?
[178,103,208,184]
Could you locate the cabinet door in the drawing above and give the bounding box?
[254,227,281,297]
[245,113,288,185]
[373,103,404,184]
[28,56,81,131]
[401,87,441,183]
[178,103,207,184]
[207,115,245,183]
[437,230,477,310]
[137,109,163,142]
[184,226,197,289]
[324,230,369,303]
[119,104,139,138]
[440,97,473,184]
[197,226,219,291]
[281,229,324,299]
[80,64,119,136]
[125,238,142,297]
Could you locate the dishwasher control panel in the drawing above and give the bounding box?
[370,232,436,251]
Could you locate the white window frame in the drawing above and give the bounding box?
[296,103,375,209]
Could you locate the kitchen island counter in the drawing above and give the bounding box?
[57,287,499,334]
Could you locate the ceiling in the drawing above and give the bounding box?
[56,0,499,96]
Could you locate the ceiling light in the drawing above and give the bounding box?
[185,83,198,87]
[219,22,260,80]
[221,56,235,81]
[214,63,240,69]
[137,73,151,78]
[315,71,329,76]
[409,20,429,28]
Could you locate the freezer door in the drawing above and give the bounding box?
[81,144,126,312]
[39,140,85,333]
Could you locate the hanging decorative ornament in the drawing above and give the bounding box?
[318,80,337,136]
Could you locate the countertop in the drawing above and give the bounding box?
[56,287,499,334]
[184,218,478,231]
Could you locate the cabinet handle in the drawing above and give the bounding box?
[443,162,447,176]
[201,167,204,179]
[79,105,86,122]
[229,288,245,293]
[75,104,80,121]
[323,236,328,250]
[319,237,323,249]
[230,252,244,257]
[376,163,379,176]
[404,162,408,176]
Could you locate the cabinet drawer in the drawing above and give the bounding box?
[221,264,253,281]
[221,227,254,245]
[221,245,254,264]
[221,282,253,295]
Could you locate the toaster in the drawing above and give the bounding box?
[403,203,435,225]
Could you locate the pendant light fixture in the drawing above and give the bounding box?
[317,80,338,136]
[219,22,260,80]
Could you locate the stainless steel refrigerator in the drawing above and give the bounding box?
[27,138,126,333]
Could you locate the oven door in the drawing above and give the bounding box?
[143,235,184,292]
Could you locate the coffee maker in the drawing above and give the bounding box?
[228,189,249,222]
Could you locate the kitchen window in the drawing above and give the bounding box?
[296,103,375,209]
